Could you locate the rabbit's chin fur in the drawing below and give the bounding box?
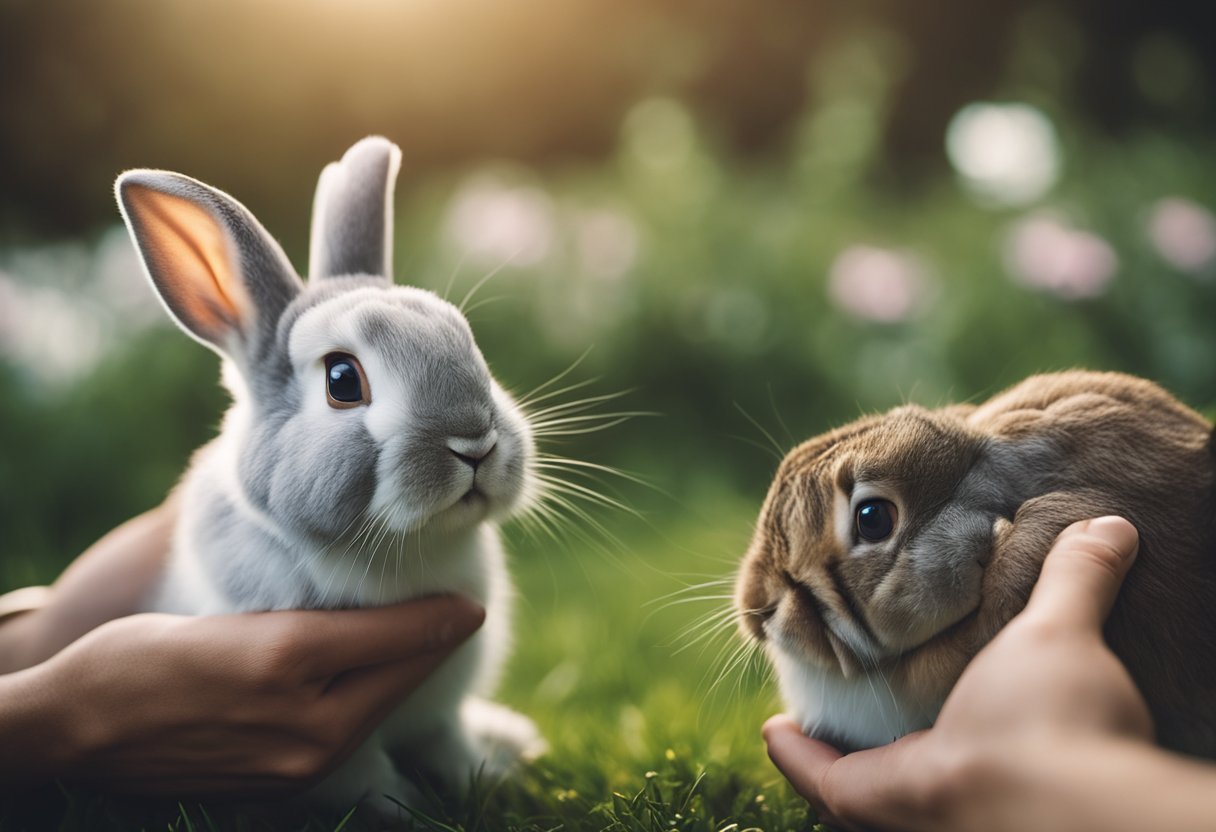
[737,370,1216,758]
[770,648,934,752]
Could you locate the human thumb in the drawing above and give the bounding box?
[1023,516,1139,632]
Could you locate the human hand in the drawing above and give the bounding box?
[1,594,484,796]
[764,516,1153,832]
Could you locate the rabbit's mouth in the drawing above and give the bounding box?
[429,486,492,526]
[765,569,887,678]
[459,487,487,508]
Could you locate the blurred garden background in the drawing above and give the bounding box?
[1,0,1214,828]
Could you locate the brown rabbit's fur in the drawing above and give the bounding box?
[737,370,1216,756]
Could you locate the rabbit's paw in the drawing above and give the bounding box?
[460,696,547,778]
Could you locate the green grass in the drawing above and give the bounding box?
[0,497,824,831]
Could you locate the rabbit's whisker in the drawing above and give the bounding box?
[678,603,755,648]
[329,509,391,605]
[441,247,469,302]
[373,521,399,601]
[526,489,625,565]
[758,386,797,452]
[645,579,737,607]
[533,474,640,519]
[360,512,399,598]
[531,418,638,439]
[514,347,594,409]
[534,455,654,490]
[733,401,787,457]
[534,488,624,551]
[650,592,737,610]
[517,377,603,413]
[725,433,785,464]
[514,505,579,561]
[280,508,366,589]
[530,411,654,431]
[524,389,635,421]
[461,294,505,317]
[457,250,519,314]
[707,633,758,697]
[393,524,404,594]
[314,512,380,605]
[418,524,430,583]
[670,606,744,656]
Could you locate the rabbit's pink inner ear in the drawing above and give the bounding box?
[123,184,248,345]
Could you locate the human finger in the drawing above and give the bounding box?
[324,639,469,735]
[272,595,485,678]
[763,716,845,817]
[1023,516,1139,632]
[278,646,479,791]
[767,716,947,831]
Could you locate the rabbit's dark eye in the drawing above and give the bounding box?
[855,499,897,542]
[325,353,370,408]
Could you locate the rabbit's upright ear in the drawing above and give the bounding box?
[308,136,402,282]
[116,171,303,360]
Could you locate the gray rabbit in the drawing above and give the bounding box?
[116,137,543,814]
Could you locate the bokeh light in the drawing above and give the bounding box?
[1002,214,1118,300]
[827,246,933,324]
[442,173,556,269]
[946,102,1061,207]
[1145,197,1216,276]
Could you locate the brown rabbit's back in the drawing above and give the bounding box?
[973,372,1216,753]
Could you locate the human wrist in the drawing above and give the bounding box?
[942,734,1204,832]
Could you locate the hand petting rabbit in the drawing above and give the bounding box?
[736,371,1216,757]
[116,137,544,814]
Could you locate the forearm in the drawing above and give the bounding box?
[958,738,1216,832]
[0,666,71,784]
[0,611,49,675]
[0,500,171,674]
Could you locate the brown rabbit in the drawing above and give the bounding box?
[736,371,1216,756]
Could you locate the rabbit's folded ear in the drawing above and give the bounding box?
[308,136,402,282]
[116,170,303,360]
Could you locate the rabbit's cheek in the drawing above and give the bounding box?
[867,553,984,651]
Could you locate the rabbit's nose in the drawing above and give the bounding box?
[447,432,498,470]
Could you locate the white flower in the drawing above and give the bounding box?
[946,103,1062,207]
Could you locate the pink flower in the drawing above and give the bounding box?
[1146,197,1216,275]
[828,246,932,323]
[1003,215,1117,300]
